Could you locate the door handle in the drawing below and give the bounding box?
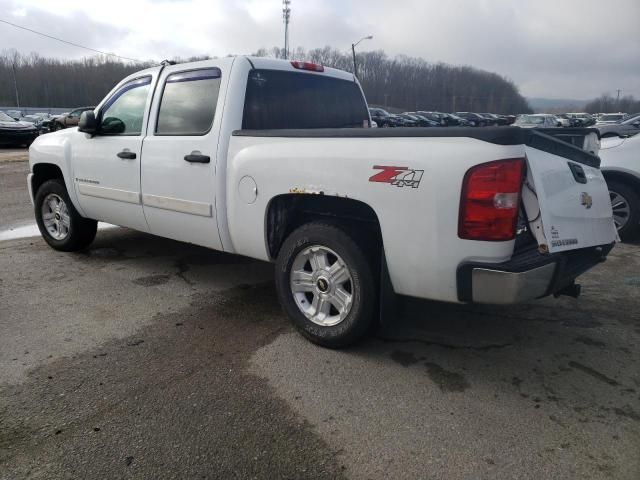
[117,150,137,160]
[184,153,210,163]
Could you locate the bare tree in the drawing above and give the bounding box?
[585,94,640,114]
[256,46,531,114]
[1,48,532,114]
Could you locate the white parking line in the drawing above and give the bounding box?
[0,222,117,242]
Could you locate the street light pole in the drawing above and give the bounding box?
[351,35,373,78]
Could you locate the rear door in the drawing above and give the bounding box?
[524,146,618,253]
[140,64,226,249]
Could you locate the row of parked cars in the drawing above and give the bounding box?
[369,107,640,138]
[0,107,95,147]
[369,108,517,128]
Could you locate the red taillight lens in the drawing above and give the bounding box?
[458,158,525,241]
[290,61,325,72]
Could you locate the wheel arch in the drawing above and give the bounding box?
[31,163,66,195]
[265,194,383,261]
[602,169,640,192]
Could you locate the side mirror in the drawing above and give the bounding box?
[100,117,125,135]
[78,111,97,135]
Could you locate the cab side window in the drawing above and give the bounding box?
[155,68,221,136]
[100,76,151,135]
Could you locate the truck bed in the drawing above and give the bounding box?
[233,126,600,168]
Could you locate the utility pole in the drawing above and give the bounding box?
[11,62,20,108]
[616,89,621,104]
[282,0,291,59]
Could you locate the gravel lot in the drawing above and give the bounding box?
[1,147,639,479]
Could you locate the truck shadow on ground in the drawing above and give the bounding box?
[86,227,637,370]
[85,228,638,407]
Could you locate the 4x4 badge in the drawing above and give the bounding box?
[369,166,424,188]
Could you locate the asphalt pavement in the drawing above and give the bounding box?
[1,148,639,479]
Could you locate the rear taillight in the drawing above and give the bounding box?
[290,61,324,72]
[458,158,525,241]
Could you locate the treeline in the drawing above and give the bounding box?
[584,94,640,114]
[255,46,532,114]
[1,47,531,114]
[0,51,152,107]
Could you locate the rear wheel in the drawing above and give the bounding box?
[34,179,97,251]
[608,180,640,241]
[275,222,377,348]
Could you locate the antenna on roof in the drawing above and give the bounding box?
[282,0,291,60]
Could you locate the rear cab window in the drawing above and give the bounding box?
[242,69,369,130]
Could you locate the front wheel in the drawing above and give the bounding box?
[608,180,640,241]
[34,179,97,251]
[275,222,377,348]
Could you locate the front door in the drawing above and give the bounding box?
[140,65,225,249]
[72,76,154,231]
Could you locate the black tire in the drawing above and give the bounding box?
[34,179,97,251]
[275,222,377,348]
[608,180,640,241]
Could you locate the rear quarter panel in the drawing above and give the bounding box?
[226,135,525,302]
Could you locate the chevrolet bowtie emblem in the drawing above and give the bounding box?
[580,192,593,209]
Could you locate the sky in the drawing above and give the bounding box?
[1,0,639,100]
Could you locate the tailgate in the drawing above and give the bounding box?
[523,134,618,253]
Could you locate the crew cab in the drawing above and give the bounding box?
[28,57,618,347]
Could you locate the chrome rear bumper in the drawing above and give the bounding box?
[471,263,556,304]
[457,243,613,304]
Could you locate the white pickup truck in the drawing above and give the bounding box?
[28,56,617,347]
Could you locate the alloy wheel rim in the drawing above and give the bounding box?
[610,190,630,231]
[41,193,70,240]
[290,245,353,327]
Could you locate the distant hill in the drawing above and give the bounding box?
[528,97,587,113]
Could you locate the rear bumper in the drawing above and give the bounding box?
[457,243,614,304]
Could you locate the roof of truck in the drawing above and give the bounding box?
[243,56,356,82]
[122,56,356,83]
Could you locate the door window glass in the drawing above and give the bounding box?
[156,68,221,136]
[100,76,151,135]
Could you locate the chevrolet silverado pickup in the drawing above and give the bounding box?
[28,57,618,347]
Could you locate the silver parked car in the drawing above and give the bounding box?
[513,114,561,128]
[597,113,640,138]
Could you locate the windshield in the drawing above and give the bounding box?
[0,112,16,122]
[515,115,545,125]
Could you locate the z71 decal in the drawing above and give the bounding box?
[369,165,424,188]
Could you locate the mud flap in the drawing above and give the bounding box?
[378,249,398,327]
